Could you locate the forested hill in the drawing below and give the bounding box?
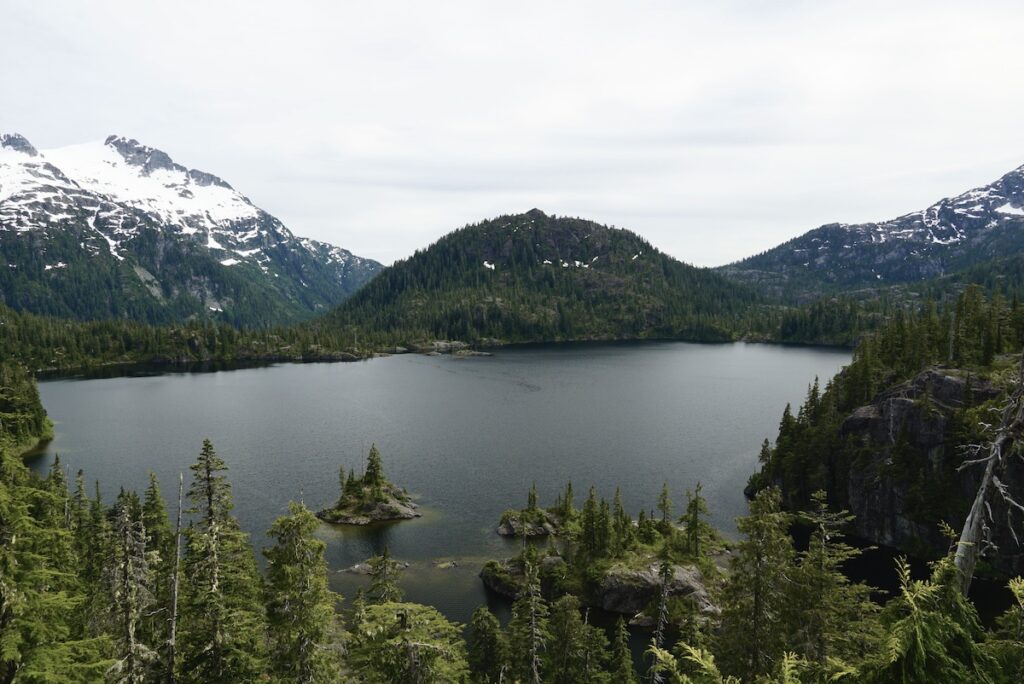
[316,209,760,345]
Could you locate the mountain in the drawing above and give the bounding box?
[721,162,1024,299]
[317,209,758,345]
[0,133,381,326]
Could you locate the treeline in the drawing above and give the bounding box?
[750,285,1024,513]
[2,363,1024,681]
[0,302,362,371]
[0,421,466,681]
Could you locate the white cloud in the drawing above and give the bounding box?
[3,0,1024,265]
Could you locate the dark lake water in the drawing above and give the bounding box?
[29,341,849,625]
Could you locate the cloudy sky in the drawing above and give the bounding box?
[4,1,1024,266]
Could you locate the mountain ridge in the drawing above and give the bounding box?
[0,133,381,326]
[721,161,1024,299]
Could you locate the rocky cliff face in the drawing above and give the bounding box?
[833,367,1024,576]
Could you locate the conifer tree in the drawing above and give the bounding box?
[467,606,508,683]
[368,547,404,603]
[682,483,712,559]
[561,481,576,519]
[786,491,878,668]
[546,595,587,683]
[364,444,385,487]
[264,501,342,683]
[141,473,174,652]
[864,554,997,682]
[657,482,672,525]
[610,617,639,684]
[527,481,539,512]
[612,487,634,556]
[717,487,794,681]
[508,556,549,684]
[179,439,266,683]
[104,492,156,683]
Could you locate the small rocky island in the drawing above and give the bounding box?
[316,445,420,525]
[496,482,569,537]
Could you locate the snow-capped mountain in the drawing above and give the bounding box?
[721,163,1024,298]
[0,133,381,325]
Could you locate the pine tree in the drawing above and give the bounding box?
[546,595,586,683]
[682,482,712,559]
[657,482,672,524]
[508,556,549,684]
[179,439,266,683]
[612,487,634,556]
[580,487,600,559]
[467,606,508,683]
[717,487,794,681]
[527,481,539,512]
[610,617,639,684]
[786,491,879,668]
[264,501,342,683]
[364,444,385,488]
[368,547,404,603]
[140,473,174,652]
[561,481,576,519]
[104,491,156,683]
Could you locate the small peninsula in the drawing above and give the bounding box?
[316,445,420,525]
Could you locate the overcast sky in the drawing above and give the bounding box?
[4,1,1024,266]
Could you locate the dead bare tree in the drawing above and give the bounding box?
[954,355,1024,594]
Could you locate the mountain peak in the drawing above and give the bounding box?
[0,133,39,157]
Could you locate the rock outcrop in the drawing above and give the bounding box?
[833,367,1024,575]
[480,556,719,625]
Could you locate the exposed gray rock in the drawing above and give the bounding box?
[834,366,1023,575]
[597,563,719,617]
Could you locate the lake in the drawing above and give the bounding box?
[28,341,849,625]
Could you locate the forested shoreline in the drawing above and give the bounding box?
[5,284,1024,680]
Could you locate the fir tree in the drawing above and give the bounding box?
[140,472,174,652]
[368,547,404,603]
[717,487,794,681]
[610,617,639,684]
[364,444,385,488]
[682,483,712,559]
[179,439,266,683]
[786,491,879,668]
[508,556,549,684]
[657,482,672,524]
[263,501,342,683]
[546,595,587,683]
[561,481,576,519]
[104,492,156,683]
[467,606,508,683]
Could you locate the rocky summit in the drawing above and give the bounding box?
[0,133,381,326]
[722,162,1024,299]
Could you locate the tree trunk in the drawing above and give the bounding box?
[954,357,1024,594]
